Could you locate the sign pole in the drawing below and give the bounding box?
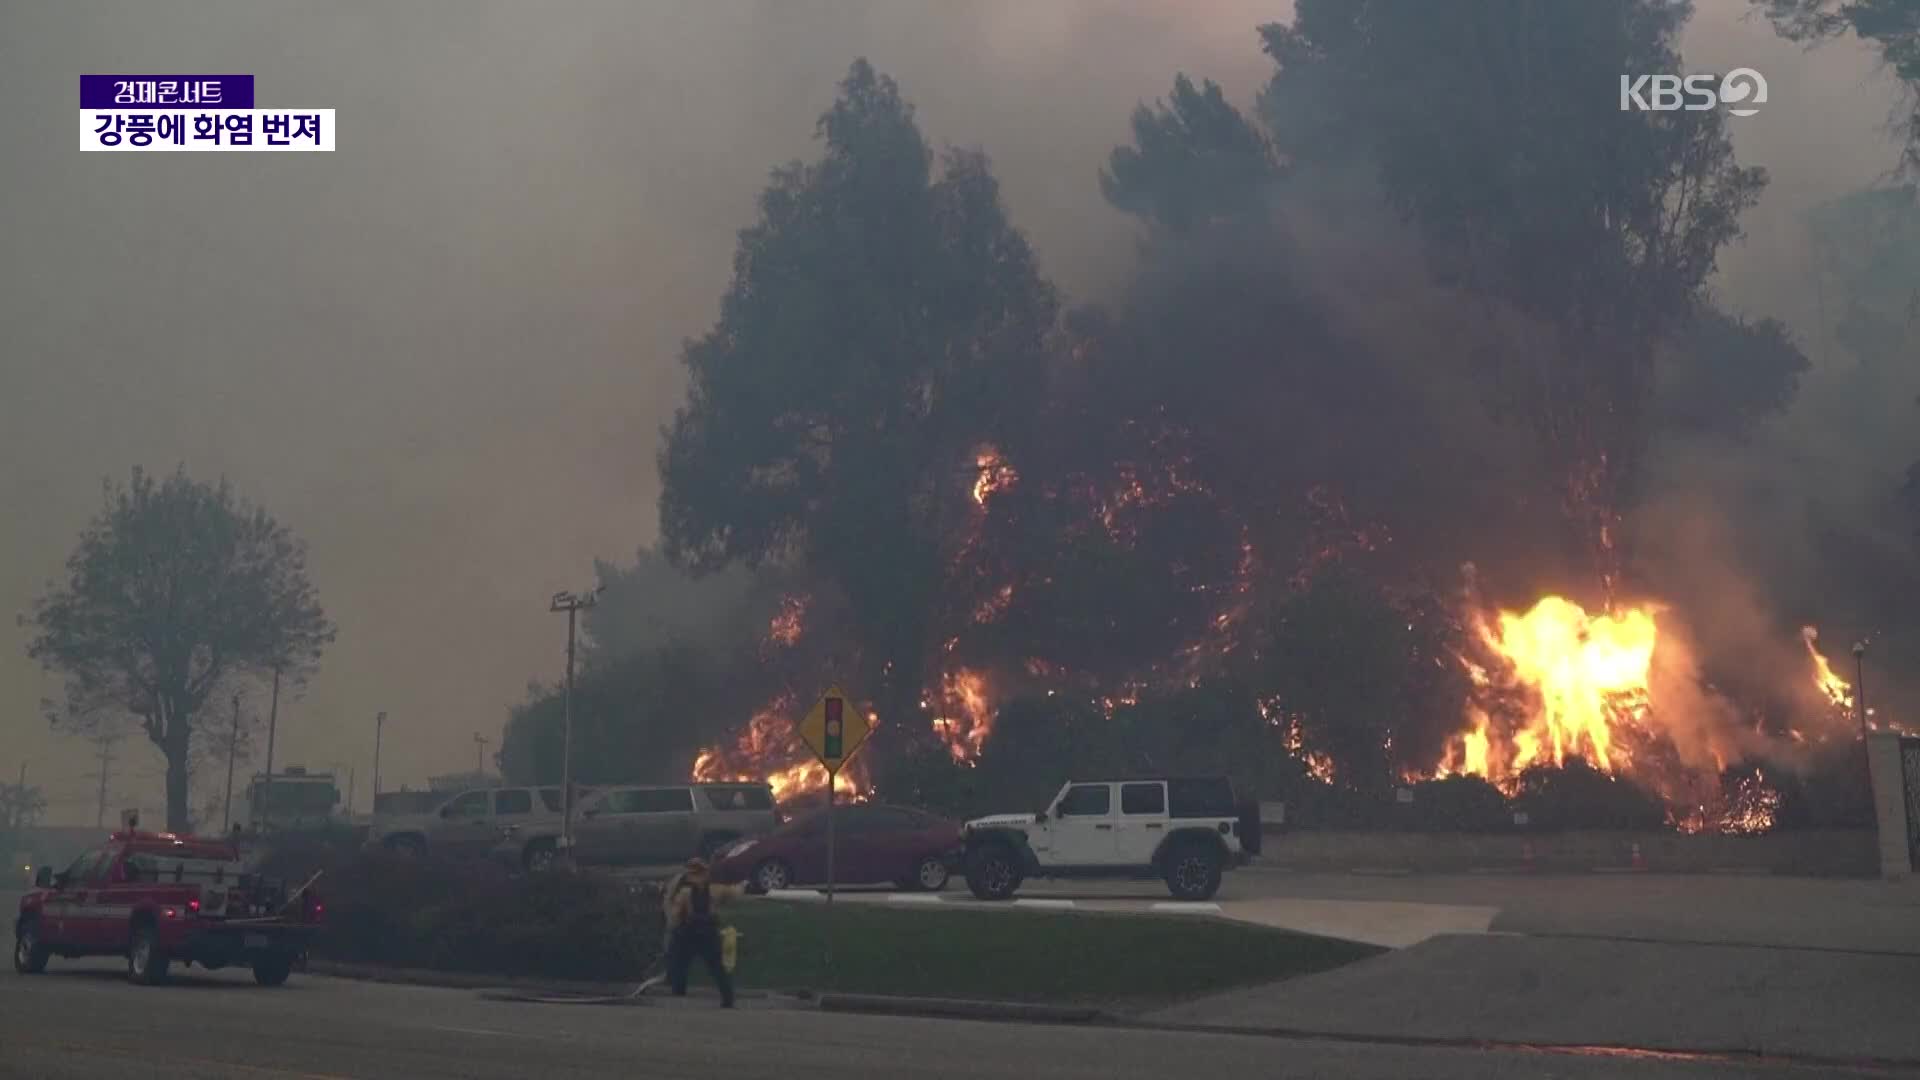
[826,766,837,907]
[825,765,837,977]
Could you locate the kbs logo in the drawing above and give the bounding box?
[1619,68,1767,117]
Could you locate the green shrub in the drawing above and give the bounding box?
[283,852,663,981]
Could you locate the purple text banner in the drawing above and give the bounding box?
[79,75,253,110]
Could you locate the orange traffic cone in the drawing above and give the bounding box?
[1630,842,1646,871]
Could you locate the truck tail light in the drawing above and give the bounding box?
[187,897,201,914]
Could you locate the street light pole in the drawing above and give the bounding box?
[223,693,241,832]
[262,666,281,831]
[473,732,490,775]
[550,587,601,865]
[1852,640,1869,738]
[373,711,386,811]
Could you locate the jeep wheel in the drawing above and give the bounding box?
[523,839,558,873]
[253,952,295,987]
[751,858,794,894]
[13,920,49,974]
[1164,842,1223,901]
[127,925,170,986]
[965,843,1022,901]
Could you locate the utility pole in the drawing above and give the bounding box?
[223,693,242,832]
[262,666,282,831]
[549,586,601,864]
[8,761,24,832]
[473,733,490,775]
[1853,640,1870,738]
[93,735,117,830]
[373,710,386,810]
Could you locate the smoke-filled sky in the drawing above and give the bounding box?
[0,1,1900,823]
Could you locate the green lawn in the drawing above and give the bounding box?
[678,898,1383,1007]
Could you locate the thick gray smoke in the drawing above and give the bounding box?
[0,0,1907,821]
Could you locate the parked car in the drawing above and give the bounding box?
[711,803,962,893]
[14,829,321,986]
[504,782,778,871]
[366,785,567,860]
[961,776,1261,901]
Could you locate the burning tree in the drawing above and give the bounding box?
[1262,0,1768,586]
[607,11,1891,826]
[657,60,1058,790]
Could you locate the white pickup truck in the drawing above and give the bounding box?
[960,776,1260,901]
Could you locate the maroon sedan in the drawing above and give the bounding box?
[712,804,962,893]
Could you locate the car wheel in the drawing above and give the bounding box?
[911,854,950,892]
[1164,841,1223,901]
[751,858,794,893]
[127,924,170,986]
[965,843,1022,901]
[13,920,49,975]
[523,840,558,873]
[253,953,294,987]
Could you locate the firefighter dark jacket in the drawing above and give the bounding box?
[664,874,745,932]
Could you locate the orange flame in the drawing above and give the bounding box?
[973,447,1016,506]
[689,693,873,802]
[1800,627,1854,715]
[930,669,993,763]
[767,595,808,648]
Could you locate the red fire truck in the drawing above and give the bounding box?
[12,829,322,986]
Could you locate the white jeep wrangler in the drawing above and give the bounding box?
[960,776,1261,902]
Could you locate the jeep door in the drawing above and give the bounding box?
[1048,783,1119,864]
[1114,781,1169,864]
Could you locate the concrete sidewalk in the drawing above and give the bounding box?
[756,889,1498,948]
[1150,932,1920,1064]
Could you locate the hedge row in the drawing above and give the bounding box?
[256,843,663,981]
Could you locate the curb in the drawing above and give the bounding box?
[817,992,1107,1025]
[307,960,637,997]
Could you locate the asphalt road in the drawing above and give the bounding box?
[0,962,1895,1079]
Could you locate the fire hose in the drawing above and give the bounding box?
[476,927,740,1006]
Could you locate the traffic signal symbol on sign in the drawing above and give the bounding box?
[824,697,844,758]
[796,686,870,770]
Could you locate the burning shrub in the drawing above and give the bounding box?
[1403,776,1514,832]
[293,852,662,981]
[1510,758,1667,831]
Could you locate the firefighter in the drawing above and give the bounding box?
[664,857,743,1007]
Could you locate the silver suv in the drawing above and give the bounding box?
[505,783,778,871]
[368,785,566,860]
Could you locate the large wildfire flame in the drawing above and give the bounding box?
[1432,592,1871,832]
[1439,596,1660,784]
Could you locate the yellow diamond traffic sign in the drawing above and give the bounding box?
[795,687,871,772]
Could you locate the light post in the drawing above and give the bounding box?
[549,586,601,865]
[222,693,241,832]
[373,711,386,812]
[261,666,281,832]
[1852,640,1869,738]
